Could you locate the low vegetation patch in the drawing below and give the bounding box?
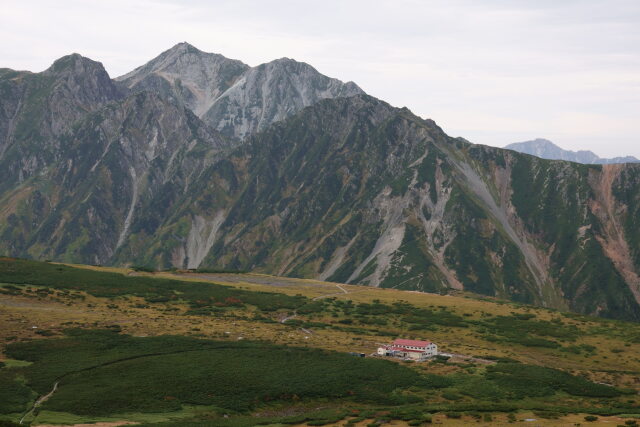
[4,330,422,415]
[0,257,303,312]
[0,258,638,425]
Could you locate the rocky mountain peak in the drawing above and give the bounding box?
[117,43,364,141]
[40,53,123,107]
[202,55,365,139]
[47,53,103,73]
[42,53,115,87]
[116,43,249,117]
[167,41,201,54]
[118,42,247,79]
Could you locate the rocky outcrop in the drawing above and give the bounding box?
[0,54,125,193]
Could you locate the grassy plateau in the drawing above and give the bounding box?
[0,257,639,426]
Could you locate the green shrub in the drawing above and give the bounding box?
[485,363,622,398]
[6,330,423,415]
[131,265,155,272]
[0,258,304,313]
[433,355,450,363]
[421,374,454,389]
[0,371,33,413]
[442,391,462,401]
[561,345,582,354]
[408,416,432,426]
[584,415,598,421]
[296,300,326,314]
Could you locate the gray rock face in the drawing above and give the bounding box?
[116,42,249,117]
[203,57,364,140]
[0,54,124,192]
[117,43,364,140]
[505,138,639,164]
[0,90,229,264]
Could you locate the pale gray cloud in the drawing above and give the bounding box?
[1,0,638,157]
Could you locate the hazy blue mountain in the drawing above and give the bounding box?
[505,138,639,164]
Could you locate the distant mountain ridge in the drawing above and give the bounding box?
[505,138,639,164]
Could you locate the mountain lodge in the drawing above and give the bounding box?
[377,338,438,361]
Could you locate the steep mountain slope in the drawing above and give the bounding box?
[117,43,364,140]
[0,54,124,193]
[109,95,640,321]
[0,91,229,264]
[505,138,640,164]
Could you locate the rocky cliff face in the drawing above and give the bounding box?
[117,43,364,140]
[2,48,640,321]
[0,54,124,193]
[505,139,640,164]
[116,42,249,117]
[0,90,228,264]
[201,57,364,139]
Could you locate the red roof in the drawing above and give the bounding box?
[393,339,432,348]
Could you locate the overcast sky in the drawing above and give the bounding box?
[2,0,639,157]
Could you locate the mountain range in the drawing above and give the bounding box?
[505,138,640,164]
[1,43,640,321]
[116,42,363,140]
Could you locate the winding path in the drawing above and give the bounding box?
[18,345,248,425]
[280,284,350,335]
[20,381,58,424]
[311,283,349,301]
